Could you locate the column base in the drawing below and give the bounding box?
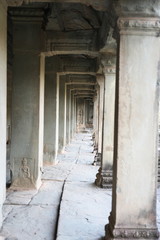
[95,168,112,188]
[105,215,159,240]
[93,153,101,166]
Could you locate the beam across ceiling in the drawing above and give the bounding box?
[7,0,110,11]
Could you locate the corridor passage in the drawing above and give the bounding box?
[0,131,112,240]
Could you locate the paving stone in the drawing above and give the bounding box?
[56,181,111,239]
[1,132,160,240]
[30,181,63,206]
[57,215,106,239]
[42,162,74,181]
[60,185,111,218]
[4,190,38,205]
[1,205,57,240]
[67,165,99,182]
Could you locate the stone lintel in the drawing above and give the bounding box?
[58,71,96,76]
[68,84,95,89]
[66,82,96,86]
[44,50,99,58]
[70,88,95,91]
[95,167,113,188]
[8,6,47,26]
[7,0,110,11]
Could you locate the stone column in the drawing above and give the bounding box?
[0,0,7,227]
[93,91,99,153]
[105,3,160,239]
[77,98,84,132]
[58,76,66,152]
[95,56,116,188]
[94,74,105,165]
[70,91,74,139]
[97,74,104,154]
[74,95,77,133]
[73,94,77,136]
[10,14,45,189]
[66,85,71,145]
[85,99,89,127]
[55,73,60,157]
[43,69,58,165]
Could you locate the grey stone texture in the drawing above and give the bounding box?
[106,8,160,239]
[0,0,7,227]
[1,132,160,240]
[44,70,57,165]
[10,19,45,189]
[0,132,111,240]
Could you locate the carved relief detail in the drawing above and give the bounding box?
[104,66,116,74]
[106,221,159,239]
[118,17,160,31]
[101,55,116,75]
[12,157,35,189]
[19,158,31,179]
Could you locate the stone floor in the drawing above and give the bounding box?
[0,131,160,240]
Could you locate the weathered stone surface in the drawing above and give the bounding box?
[1,132,160,240]
[44,72,58,165]
[10,20,45,189]
[1,205,57,240]
[0,0,7,228]
[29,181,63,206]
[67,164,98,182]
[42,162,74,181]
[4,189,38,205]
[57,181,111,239]
[106,9,160,239]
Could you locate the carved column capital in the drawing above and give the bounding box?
[111,1,160,37]
[118,17,160,35]
[101,55,116,75]
[96,74,104,85]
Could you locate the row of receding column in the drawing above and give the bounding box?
[92,13,160,240]
[44,69,92,165]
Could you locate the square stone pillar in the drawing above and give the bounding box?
[93,91,99,152]
[72,93,76,138]
[55,72,60,157]
[74,95,77,133]
[58,76,66,152]
[95,56,116,188]
[94,74,105,166]
[10,15,45,189]
[97,74,105,155]
[0,0,7,227]
[105,12,160,240]
[76,98,86,132]
[43,68,58,165]
[66,85,71,145]
[70,91,75,139]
